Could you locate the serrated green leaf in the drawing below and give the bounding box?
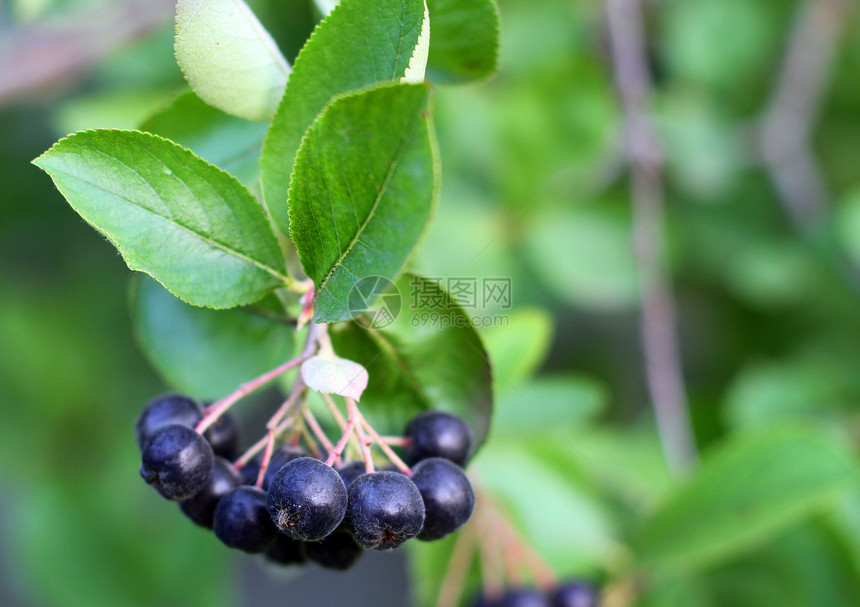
[636,426,860,572]
[328,273,492,451]
[289,83,437,323]
[33,129,289,309]
[259,0,426,234]
[139,91,266,186]
[132,276,296,400]
[174,0,290,122]
[426,0,500,83]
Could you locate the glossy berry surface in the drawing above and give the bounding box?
[140,424,213,500]
[498,588,549,607]
[346,471,425,550]
[265,534,307,566]
[203,412,240,460]
[336,461,367,488]
[550,583,599,607]
[305,527,363,570]
[213,486,277,553]
[179,457,241,528]
[410,457,475,540]
[263,445,311,489]
[404,411,472,466]
[135,394,202,450]
[267,457,348,541]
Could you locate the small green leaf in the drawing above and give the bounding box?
[328,273,493,450]
[33,129,289,309]
[426,0,500,83]
[174,0,290,121]
[259,0,427,234]
[636,426,860,572]
[139,91,266,186]
[290,83,437,323]
[132,276,296,400]
[301,354,369,401]
[481,307,554,393]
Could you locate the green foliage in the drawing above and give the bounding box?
[260,0,427,234]
[425,0,500,83]
[33,129,289,308]
[289,83,437,322]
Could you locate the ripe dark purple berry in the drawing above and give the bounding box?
[411,457,475,540]
[179,457,241,528]
[203,412,240,460]
[265,534,307,566]
[263,444,311,489]
[305,528,363,570]
[346,471,425,550]
[135,394,202,450]
[498,588,549,607]
[140,424,213,500]
[267,457,348,541]
[550,582,599,607]
[405,411,472,466]
[336,461,367,488]
[213,486,277,553]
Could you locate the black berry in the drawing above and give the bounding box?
[346,471,425,550]
[179,457,241,528]
[405,411,472,466]
[264,445,311,489]
[336,461,367,488]
[140,424,213,500]
[305,528,363,570]
[267,457,348,541]
[203,412,240,460]
[550,583,599,607]
[213,486,277,553]
[265,534,307,566]
[135,394,202,450]
[498,588,549,607]
[411,457,475,540]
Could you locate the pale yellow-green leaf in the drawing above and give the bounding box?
[175,0,290,121]
[401,2,430,84]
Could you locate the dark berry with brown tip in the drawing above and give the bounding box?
[305,527,363,570]
[346,471,425,550]
[179,457,241,528]
[411,457,475,540]
[203,412,240,460]
[267,457,348,541]
[140,424,213,500]
[213,486,277,553]
[405,411,473,466]
[135,394,202,450]
[550,582,599,607]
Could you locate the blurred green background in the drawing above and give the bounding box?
[2,0,860,605]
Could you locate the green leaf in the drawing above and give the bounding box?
[33,129,289,309]
[480,307,554,393]
[426,0,500,83]
[174,0,290,121]
[139,91,266,186]
[635,426,860,572]
[328,273,492,450]
[132,276,296,400]
[289,83,437,323]
[259,0,427,234]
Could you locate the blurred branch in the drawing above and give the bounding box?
[0,0,174,108]
[760,0,851,230]
[605,0,698,476]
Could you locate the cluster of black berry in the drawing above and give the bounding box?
[135,394,476,571]
[474,581,600,607]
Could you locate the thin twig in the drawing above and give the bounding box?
[360,418,412,475]
[605,0,698,476]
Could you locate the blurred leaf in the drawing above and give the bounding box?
[481,307,553,392]
[425,0,500,83]
[636,426,860,572]
[329,273,493,450]
[33,129,289,308]
[837,188,860,267]
[132,276,296,401]
[289,84,437,323]
[139,91,267,186]
[301,354,368,401]
[174,0,290,121]
[259,0,426,234]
